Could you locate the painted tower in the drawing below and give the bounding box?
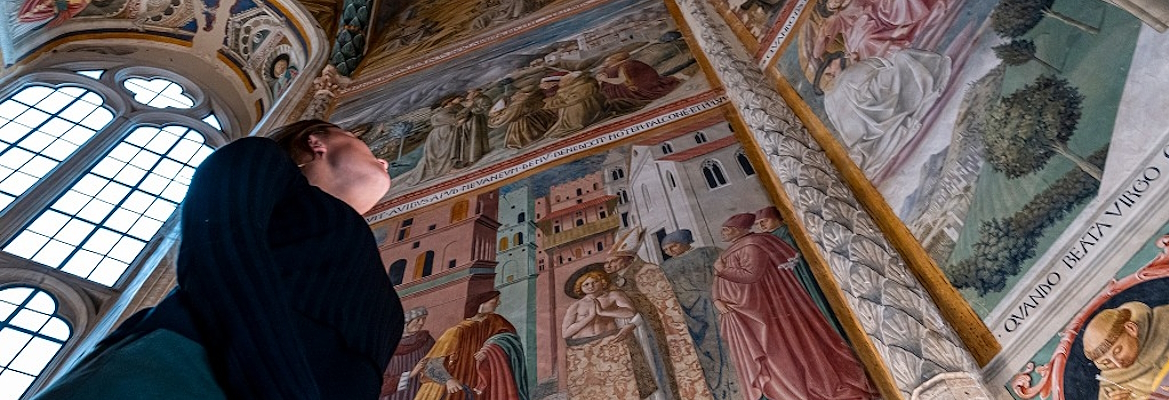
[495,186,539,390]
[531,171,620,396]
[374,191,501,333]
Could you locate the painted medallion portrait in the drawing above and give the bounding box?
[1013,234,1169,400]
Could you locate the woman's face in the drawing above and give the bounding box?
[304,127,390,213]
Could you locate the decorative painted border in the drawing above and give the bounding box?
[755,0,808,67]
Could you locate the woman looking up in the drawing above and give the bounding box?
[35,120,404,399]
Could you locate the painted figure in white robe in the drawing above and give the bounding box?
[818,49,951,180]
[454,88,493,168]
[407,97,464,184]
[605,227,714,400]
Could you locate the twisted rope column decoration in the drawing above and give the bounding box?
[671,0,994,397]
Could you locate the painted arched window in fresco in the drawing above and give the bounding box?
[610,167,625,181]
[450,199,469,223]
[388,259,407,286]
[517,212,526,223]
[736,149,755,177]
[415,251,435,278]
[702,159,729,189]
[499,236,510,251]
[660,142,674,155]
[694,131,708,144]
[514,232,523,245]
[0,286,71,400]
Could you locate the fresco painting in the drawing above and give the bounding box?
[1010,228,1169,400]
[221,1,308,103]
[360,0,574,74]
[16,0,201,31]
[773,0,1168,315]
[332,0,708,202]
[267,52,299,98]
[369,118,877,399]
[705,0,803,56]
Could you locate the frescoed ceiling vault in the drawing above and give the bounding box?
[9,0,1169,397]
[0,0,331,125]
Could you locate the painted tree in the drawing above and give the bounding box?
[948,183,1094,295]
[946,147,1103,295]
[948,218,1035,294]
[992,39,1059,72]
[990,0,1099,38]
[983,75,1100,180]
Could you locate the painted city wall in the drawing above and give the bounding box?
[1008,222,1169,400]
[368,115,881,400]
[332,0,715,217]
[769,0,1169,329]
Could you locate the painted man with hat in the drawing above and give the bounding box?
[714,213,877,400]
[415,291,528,400]
[659,229,741,400]
[755,206,843,335]
[605,227,714,400]
[380,307,435,400]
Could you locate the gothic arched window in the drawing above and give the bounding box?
[694,131,708,144]
[0,61,235,397]
[0,69,222,287]
[388,259,407,286]
[737,149,756,176]
[702,159,729,189]
[0,286,71,400]
[610,167,625,181]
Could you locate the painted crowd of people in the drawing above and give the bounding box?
[407,50,683,184]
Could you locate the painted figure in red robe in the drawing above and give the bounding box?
[713,213,877,400]
[18,0,89,27]
[595,51,681,113]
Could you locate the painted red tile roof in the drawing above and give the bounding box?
[657,136,738,162]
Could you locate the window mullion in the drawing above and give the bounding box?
[0,119,128,241]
